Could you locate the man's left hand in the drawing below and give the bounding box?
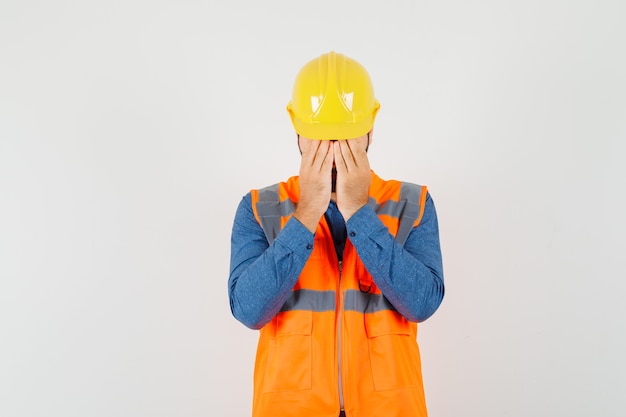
[333,136,371,221]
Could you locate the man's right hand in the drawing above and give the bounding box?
[293,138,333,233]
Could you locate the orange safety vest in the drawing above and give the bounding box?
[250,171,429,417]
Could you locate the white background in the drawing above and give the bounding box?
[1,1,625,416]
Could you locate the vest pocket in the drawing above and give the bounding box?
[262,310,312,392]
[365,311,420,391]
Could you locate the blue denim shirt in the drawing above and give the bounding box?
[229,192,444,329]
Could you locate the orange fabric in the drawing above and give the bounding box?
[250,172,428,417]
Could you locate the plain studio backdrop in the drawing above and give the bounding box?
[1,1,625,416]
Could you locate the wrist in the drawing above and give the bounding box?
[293,206,322,233]
[340,201,367,222]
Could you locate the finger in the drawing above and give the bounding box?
[310,140,323,162]
[338,140,356,171]
[321,142,334,173]
[346,139,368,167]
[299,141,316,172]
[302,140,322,171]
[313,141,331,171]
[334,141,348,174]
[300,139,317,163]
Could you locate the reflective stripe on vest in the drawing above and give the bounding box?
[279,289,336,312]
[255,180,424,246]
[368,181,424,245]
[255,184,294,245]
[278,288,397,314]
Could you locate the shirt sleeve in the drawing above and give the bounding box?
[228,193,315,329]
[345,192,445,322]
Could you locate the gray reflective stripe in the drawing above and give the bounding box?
[343,289,397,314]
[255,184,295,245]
[257,185,280,203]
[279,289,336,312]
[367,183,423,245]
[396,183,423,245]
[279,289,397,314]
[256,181,423,245]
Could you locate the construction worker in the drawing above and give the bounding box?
[228,51,445,417]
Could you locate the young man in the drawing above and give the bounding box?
[228,51,444,417]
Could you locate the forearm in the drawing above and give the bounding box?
[346,199,445,322]
[229,196,314,329]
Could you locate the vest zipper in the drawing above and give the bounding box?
[337,259,344,412]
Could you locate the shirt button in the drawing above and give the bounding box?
[306,244,313,250]
[349,231,356,237]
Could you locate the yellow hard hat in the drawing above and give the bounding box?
[287,51,380,140]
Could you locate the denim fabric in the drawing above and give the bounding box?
[229,191,444,329]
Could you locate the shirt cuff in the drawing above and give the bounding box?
[274,216,316,259]
[345,204,386,244]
